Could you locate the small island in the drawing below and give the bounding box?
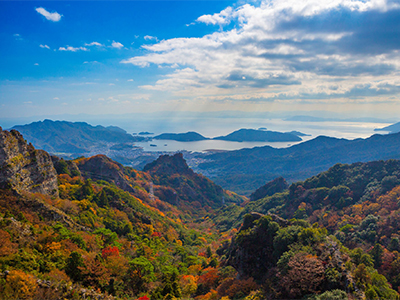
[213,128,303,142]
[153,131,209,142]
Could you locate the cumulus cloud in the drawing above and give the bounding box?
[59,46,88,52]
[111,41,124,49]
[197,7,233,25]
[122,0,400,102]
[35,7,62,22]
[40,44,50,49]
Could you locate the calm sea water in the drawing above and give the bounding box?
[130,118,392,152]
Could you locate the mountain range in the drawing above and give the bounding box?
[1,126,400,299]
[11,119,147,154]
[196,132,400,194]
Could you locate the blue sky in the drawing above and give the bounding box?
[1,0,400,122]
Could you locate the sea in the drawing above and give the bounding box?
[127,118,392,153]
[1,115,393,153]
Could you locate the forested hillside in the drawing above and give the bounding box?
[1,127,400,300]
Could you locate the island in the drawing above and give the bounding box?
[212,128,303,142]
[153,131,209,142]
[375,121,400,134]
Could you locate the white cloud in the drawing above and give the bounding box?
[14,33,22,40]
[40,44,50,49]
[127,79,134,82]
[34,63,39,66]
[53,97,59,100]
[122,0,400,103]
[35,7,62,22]
[59,46,88,52]
[111,41,124,49]
[197,7,233,25]
[85,42,104,47]
[144,35,158,41]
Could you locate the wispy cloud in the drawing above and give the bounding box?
[144,35,158,41]
[39,44,50,49]
[59,46,88,52]
[14,33,22,41]
[111,41,124,49]
[35,7,62,22]
[85,42,104,47]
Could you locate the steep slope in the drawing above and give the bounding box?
[241,159,400,222]
[249,177,288,201]
[211,159,400,299]
[75,153,244,216]
[221,212,398,300]
[143,154,244,212]
[75,154,137,194]
[0,129,235,299]
[0,127,58,196]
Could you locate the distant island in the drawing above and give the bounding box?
[213,128,303,142]
[375,121,400,134]
[12,120,147,154]
[153,132,209,142]
[138,131,154,135]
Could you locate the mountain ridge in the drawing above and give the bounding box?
[12,120,146,154]
[197,132,400,194]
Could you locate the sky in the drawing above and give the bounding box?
[1,0,400,123]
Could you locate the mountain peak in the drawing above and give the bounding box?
[143,153,192,176]
[0,127,58,196]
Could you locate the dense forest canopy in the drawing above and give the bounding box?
[1,127,400,299]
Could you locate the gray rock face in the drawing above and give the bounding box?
[0,127,59,197]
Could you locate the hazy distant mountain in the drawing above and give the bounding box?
[213,128,302,142]
[286,115,391,123]
[285,130,310,137]
[375,121,400,133]
[153,131,209,142]
[197,132,400,194]
[12,120,145,154]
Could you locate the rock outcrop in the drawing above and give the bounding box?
[75,154,135,193]
[0,127,58,197]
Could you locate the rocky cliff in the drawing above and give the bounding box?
[0,127,58,197]
[75,154,136,194]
